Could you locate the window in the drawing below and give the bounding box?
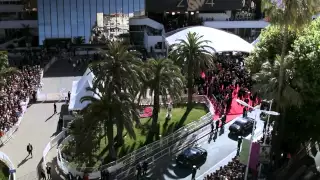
[90,0,97,42]
[50,0,58,37]
[38,0,45,44]
[83,0,90,42]
[64,0,72,37]
[77,0,85,37]
[43,0,52,37]
[70,0,78,37]
[57,0,65,37]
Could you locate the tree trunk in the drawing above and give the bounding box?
[115,119,124,146]
[107,118,116,160]
[115,66,124,145]
[151,78,160,141]
[186,63,194,111]
[273,24,288,169]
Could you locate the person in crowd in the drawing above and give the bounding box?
[192,165,198,180]
[142,160,148,175]
[27,143,33,158]
[40,170,46,180]
[211,121,215,133]
[215,120,220,131]
[0,65,41,136]
[46,164,51,179]
[136,163,142,179]
[54,103,57,114]
[68,91,71,102]
[237,136,243,150]
[203,157,245,180]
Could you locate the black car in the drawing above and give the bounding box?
[229,117,255,135]
[176,147,207,167]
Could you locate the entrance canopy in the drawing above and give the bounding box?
[166,26,254,53]
[68,68,99,111]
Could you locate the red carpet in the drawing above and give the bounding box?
[140,107,153,118]
[212,86,256,124]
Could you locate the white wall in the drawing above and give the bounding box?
[129,17,164,30]
[204,20,269,29]
[143,30,165,53]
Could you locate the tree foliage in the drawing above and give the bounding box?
[170,32,215,111]
[283,18,320,144]
[143,58,185,141]
[247,19,320,152]
[245,26,297,75]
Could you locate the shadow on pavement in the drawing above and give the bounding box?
[17,155,31,168]
[147,155,208,180]
[43,59,88,78]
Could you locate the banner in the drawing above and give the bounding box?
[239,139,250,165]
[259,145,271,164]
[249,142,260,170]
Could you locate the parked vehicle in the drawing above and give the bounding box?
[229,117,255,135]
[176,147,207,167]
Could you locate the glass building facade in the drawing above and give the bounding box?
[37,0,144,44]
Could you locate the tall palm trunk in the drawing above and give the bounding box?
[186,61,194,111]
[151,76,160,140]
[273,24,288,168]
[115,66,124,145]
[107,114,116,160]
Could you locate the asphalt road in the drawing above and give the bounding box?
[147,109,264,180]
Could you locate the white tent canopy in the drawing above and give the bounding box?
[166,26,254,53]
[68,68,98,111]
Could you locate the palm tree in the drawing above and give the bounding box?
[262,0,319,165]
[263,0,318,107]
[170,32,215,112]
[252,56,302,109]
[72,36,85,45]
[90,41,144,146]
[143,58,185,141]
[0,52,18,85]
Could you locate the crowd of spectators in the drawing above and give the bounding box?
[0,65,42,134]
[203,132,272,180]
[195,52,256,117]
[204,156,245,180]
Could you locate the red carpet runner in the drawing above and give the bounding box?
[212,87,256,123]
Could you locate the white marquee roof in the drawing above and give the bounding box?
[68,68,99,111]
[166,26,254,53]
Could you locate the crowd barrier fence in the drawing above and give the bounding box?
[0,98,29,146]
[55,95,216,179]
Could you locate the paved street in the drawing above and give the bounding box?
[0,102,63,179]
[148,110,264,180]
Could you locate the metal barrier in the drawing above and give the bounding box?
[57,95,216,179]
[0,98,29,146]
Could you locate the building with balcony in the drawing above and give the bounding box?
[0,0,38,46]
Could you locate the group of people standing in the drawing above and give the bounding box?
[0,65,42,135]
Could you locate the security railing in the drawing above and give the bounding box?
[0,98,29,146]
[57,95,216,179]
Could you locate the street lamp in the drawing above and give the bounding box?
[236,99,280,180]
